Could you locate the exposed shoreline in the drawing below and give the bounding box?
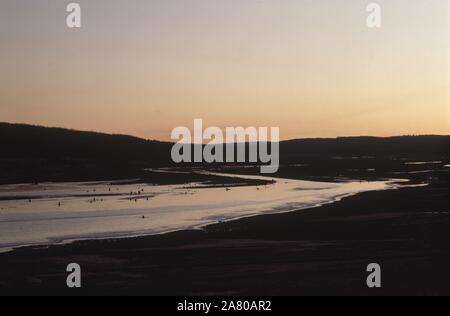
[0,171,397,254]
[1,172,449,295]
[0,181,395,254]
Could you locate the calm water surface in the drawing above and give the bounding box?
[0,170,398,252]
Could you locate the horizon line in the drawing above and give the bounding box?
[1,121,450,144]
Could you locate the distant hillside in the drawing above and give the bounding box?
[0,122,449,184]
[281,136,450,161]
[0,122,172,163]
[1,122,449,161]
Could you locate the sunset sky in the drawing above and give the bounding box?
[0,0,449,140]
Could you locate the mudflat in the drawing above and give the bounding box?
[0,174,449,296]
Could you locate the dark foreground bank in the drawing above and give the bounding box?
[0,171,449,296]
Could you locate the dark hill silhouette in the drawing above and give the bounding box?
[0,122,172,162]
[1,122,449,184]
[281,136,450,161]
[2,122,449,161]
[0,123,172,184]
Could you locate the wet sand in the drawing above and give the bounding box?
[0,174,449,296]
[0,172,393,252]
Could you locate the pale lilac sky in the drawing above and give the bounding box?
[0,0,449,140]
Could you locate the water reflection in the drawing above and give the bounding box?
[0,170,398,252]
